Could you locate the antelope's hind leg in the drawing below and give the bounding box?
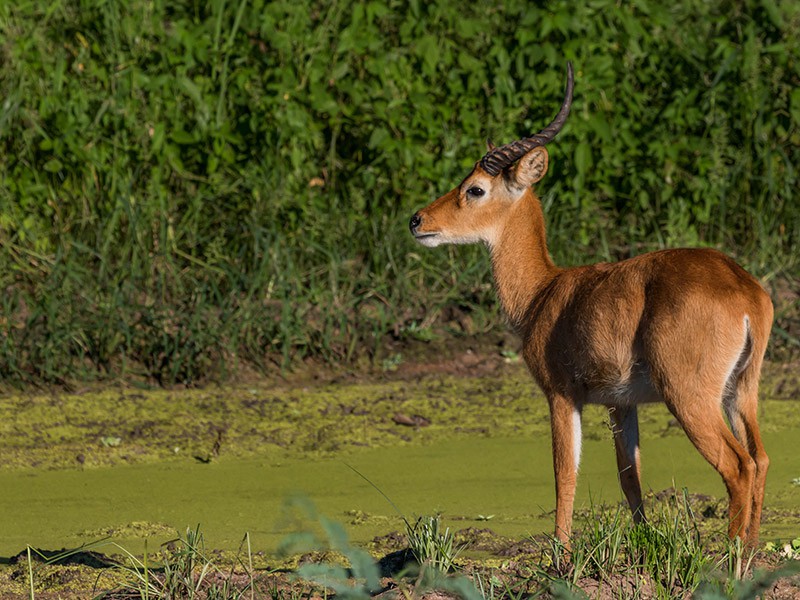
[723,373,769,545]
[608,405,645,523]
[666,389,755,541]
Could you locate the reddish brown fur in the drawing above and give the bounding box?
[411,146,773,547]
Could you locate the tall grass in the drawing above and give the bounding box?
[534,490,799,599]
[1,0,798,384]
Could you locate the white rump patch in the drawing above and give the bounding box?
[722,315,752,445]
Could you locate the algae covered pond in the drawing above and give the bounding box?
[0,364,798,558]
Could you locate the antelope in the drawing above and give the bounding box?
[409,63,773,547]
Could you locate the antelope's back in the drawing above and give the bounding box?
[520,247,771,402]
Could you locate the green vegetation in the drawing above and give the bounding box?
[525,492,800,599]
[539,491,711,596]
[15,505,800,599]
[279,497,382,600]
[1,0,798,384]
[118,526,255,599]
[406,514,463,573]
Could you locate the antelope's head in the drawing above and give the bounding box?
[409,63,574,249]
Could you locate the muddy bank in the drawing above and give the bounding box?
[1,360,798,471]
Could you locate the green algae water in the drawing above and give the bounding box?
[0,415,797,557]
[0,370,798,558]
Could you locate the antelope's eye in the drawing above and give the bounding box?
[466,186,485,198]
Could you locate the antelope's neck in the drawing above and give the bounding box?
[489,193,559,333]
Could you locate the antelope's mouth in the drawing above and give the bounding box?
[413,232,441,247]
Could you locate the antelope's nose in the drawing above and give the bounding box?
[409,213,422,234]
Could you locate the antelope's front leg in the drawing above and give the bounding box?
[548,394,582,544]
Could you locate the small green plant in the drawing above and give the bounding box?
[401,321,438,342]
[626,490,711,597]
[535,505,627,590]
[113,526,257,599]
[343,462,465,574]
[100,436,122,447]
[406,514,464,573]
[472,570,537,600]
[722,535,758,584]
[570,503,627,581]
[500,349,520,363]
[764,537,800,560]
[380,353,404,372]
[22,526,265,599]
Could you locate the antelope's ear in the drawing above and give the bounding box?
[511,147,549,188]
[486,139,496,152]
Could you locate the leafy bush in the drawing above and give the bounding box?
[0,0,798,383]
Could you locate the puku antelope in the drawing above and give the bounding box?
[409,63,773,546]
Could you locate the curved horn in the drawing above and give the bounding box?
[479,61,574,176]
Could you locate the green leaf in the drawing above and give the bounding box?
[759,0,783,28]
[368,127,389,149]
[416,35,439,74]
[791,89,800,125]
[574,142,592,178]
[171,129,196,145]
[346,547,381,592]
[43,158,63,173]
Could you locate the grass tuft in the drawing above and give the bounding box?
[406,514,464,573]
